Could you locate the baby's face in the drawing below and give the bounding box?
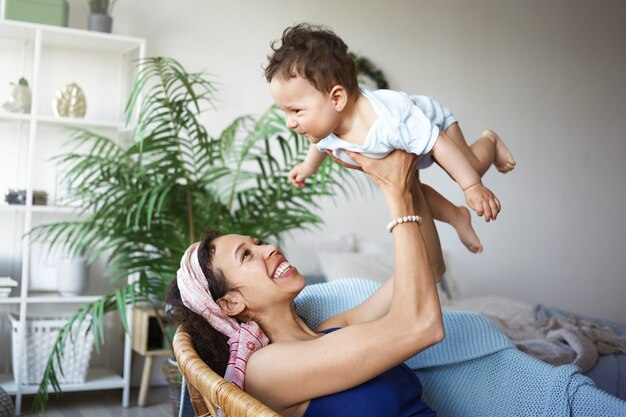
[270,75,341,143]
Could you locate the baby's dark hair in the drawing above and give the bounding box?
[165,230,231,376]
[265,23,358,96]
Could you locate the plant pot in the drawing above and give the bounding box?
[57,257,88,296]
[88,13,112,33]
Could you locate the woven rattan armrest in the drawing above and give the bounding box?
[173,325,281,417]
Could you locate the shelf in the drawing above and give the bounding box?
[0,112,31,123]
[0,205,87,214]
[25,294,102,303]
[30,205,85,214]
[0,296,21,304]
[141,348,170,357]
[0,16,144,413]
[0,19,144,54]
[0,204,26,212]
[0,19,36,42]
[41,25,144,54]
[0,374,17,394]
[0,112,125,130]
[37,115,125,130]
[0,368,125,395]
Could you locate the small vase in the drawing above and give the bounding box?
[88,14,113,33]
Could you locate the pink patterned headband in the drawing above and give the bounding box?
[176,242,269,390]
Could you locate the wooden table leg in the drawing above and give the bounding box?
[138,355,153,406]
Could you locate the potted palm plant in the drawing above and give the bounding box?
[29,56,360,411]
[87,0,116,32]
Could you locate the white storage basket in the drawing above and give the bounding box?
[8,314,94,384]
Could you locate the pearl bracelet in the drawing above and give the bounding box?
[386,215,422,233]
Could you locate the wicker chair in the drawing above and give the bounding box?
[172,325,281,417]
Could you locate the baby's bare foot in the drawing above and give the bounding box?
[451,206,483,254]
[483,129,516,173]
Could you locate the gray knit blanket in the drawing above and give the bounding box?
[487,314,626,372]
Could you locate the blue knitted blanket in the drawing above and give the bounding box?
[294,278,626,417]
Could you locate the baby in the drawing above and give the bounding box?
[265,24,515,253]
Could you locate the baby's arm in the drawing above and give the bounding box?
[288,144,327,189]
[432,131,501,221]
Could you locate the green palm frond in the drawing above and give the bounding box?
[30,56,360,412]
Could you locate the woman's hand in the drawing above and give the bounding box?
[338,150,417,195]
[326,150,363,172]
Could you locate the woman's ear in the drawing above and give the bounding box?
[217,292,246,317]
[329,85,348,112]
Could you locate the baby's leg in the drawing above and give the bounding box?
[421,182,483,254]
[445,123,516,176]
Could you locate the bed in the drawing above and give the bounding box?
[295,278,626,416]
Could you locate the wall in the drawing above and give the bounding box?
[71,0,625,322]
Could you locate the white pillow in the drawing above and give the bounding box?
[283,233,356,277]
[357,239,393,255]
[318,251,393,283]
[317,250,449,306]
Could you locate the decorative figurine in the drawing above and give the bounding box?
[53,82,87,118]
[2,77,32,113]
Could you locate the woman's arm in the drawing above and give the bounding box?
[245,150,445,412]
[347,149,444,333]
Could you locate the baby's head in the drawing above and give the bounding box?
[265,23,358,96]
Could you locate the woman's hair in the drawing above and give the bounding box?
[165,230,231,376]
[265,23,358,96]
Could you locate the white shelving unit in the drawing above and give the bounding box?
[0,19,145,415]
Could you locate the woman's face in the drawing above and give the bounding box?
[211,234,306,314]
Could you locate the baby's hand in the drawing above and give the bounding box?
[464,183,501,222]
[288,162,317,189]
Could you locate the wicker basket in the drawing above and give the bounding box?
[0,386,14,417]
[161,358,182,417]
[8,313,94,384]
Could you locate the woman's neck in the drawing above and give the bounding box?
[256,302,319,343]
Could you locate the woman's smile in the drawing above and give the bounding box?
[272,260,297,279]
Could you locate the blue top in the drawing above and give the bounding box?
[303,329,436,417]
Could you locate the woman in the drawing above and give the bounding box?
[167,149,445,417]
